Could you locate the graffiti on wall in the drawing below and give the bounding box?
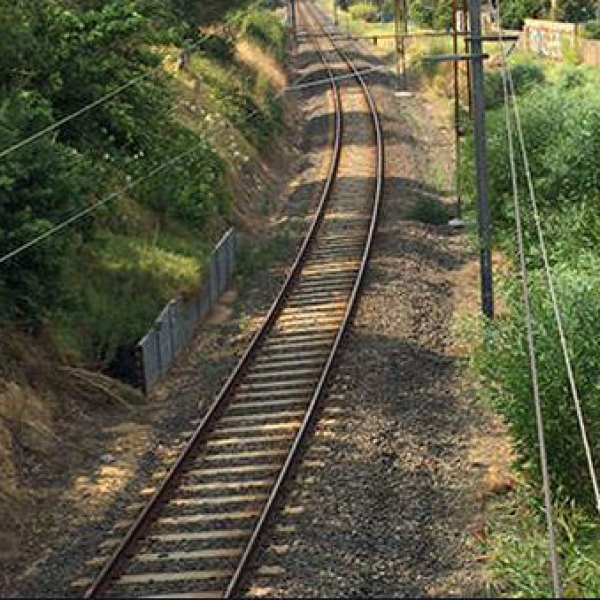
[524,19,578,59]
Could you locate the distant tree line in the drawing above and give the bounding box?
[334,0,598,29]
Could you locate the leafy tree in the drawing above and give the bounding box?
[0,93,95,322]
[0,0,228,323]
[409,0,453,30]
[558,0,596,21]
[173,0,258,28]
[497,0,550,29]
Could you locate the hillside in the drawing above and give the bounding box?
[0,0,298,559]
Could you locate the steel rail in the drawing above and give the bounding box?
[84,6,343,599]
[85,0,384,594]
[224,1,384,595]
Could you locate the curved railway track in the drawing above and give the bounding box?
[74,2,384,597]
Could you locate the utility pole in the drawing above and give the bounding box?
[424,0,495,318]
[468,0,494,319]
[463,0,473,114]
[393,0,401,89]
[400,0,408,90]
[334,0,339,26]
[452,0,463,220]
[290,0,297,41]
[392,0,409,91]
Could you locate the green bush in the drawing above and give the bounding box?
[197,33,235,61]
[199,56,282,145]
[138,129,229,227]
[493,0,550,30]
[349,3,378,22]
[407,197,451,225]
[238,7,285,60]
[583,20,600,39]
[484,62,545,109]
[555,64,592,89]
[474,268,600,509]
[460,83,600,237]
[559,0,597,22]
[0,92,96,322]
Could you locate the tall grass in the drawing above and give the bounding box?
[461,60,600,596]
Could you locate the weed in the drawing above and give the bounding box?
[237,7,285,61]
[349,3,379,22]
[484,62,545,109]
[236,231,290,285]
[55,224,210,366]
[483,479,600,597]
[407,197,451,225]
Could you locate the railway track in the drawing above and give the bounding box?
[73,1,384,597]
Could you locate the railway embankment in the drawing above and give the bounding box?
[0,4,305,593]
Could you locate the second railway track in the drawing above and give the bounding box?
[73,1,384,597]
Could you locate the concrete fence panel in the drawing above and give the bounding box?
[138,330,160,392]
[581,39,600,68]
[156,302,174,370]
[137,228,237,394]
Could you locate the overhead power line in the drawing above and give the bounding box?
[496,22,562,598]
[0,74,152,161]
[0,5,257,162]
[0,144,202,265]
[500,27,600,519]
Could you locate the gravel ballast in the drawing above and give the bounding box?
[241,15,494,599]
[6,12,504,598]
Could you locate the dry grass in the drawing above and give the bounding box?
[235,39,287,91]
[0,327,144,559]
[0,381,54,558]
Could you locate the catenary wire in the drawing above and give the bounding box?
[0,6,258,161]
[496,19,562,597]
[495,10,600,517]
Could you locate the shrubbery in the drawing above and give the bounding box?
[474,270,600,509]
[583,20,600,39]
[238,7,285,60]
[461,75,600,235]
[484,62,545,109]
[198,33,236,62]
[463,64,600,509]
[349,3,379,22]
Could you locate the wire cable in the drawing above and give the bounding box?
[0,80,290,266]
[498,21,600,518]
[0,73,155,161]
[0,144,202,265]
[496,24,562,597]
[0,6,256,161]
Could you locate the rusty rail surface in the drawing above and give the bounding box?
[76,1,384,597]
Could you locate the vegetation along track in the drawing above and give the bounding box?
[74,2,384,597]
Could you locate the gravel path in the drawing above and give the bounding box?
[240,13,491,599]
